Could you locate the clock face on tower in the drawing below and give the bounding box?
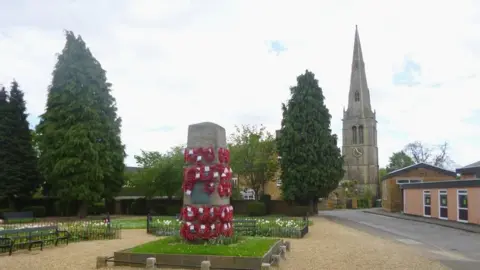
[353,147,363,158]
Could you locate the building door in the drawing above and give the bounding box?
[401,189,405,212]
[457,190,468,223]
[423,191,431,217]
[438,190,448,220]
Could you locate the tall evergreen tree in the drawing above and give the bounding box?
[0,86,14,206]
[36,31,125,216]
[8,81,42,199]
[277,70,344,211]
[0,82,40,209]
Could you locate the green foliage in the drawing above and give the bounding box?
[134,150,164,168]
[356,198,370,208]
[207,234,240,245]
[379,168,387,182]
[129,145,184,199]
[166,205,180,216]
[229,125,279,199]
[36,31,125,215]
[386,151,414,172]
[339,180,358,198]
[0,82,42,203]
[0,87,12,201]
[277,70,344,204]
[22,206,46,217]
[88,202,106,215]
[362,186,374,201]
[246,201,267,216]
[231,185,243,200]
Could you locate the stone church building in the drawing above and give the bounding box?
[342,26,379,195]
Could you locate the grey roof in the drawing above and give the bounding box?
[456,160,480,174]
[460,161,480,169]
[381,162,456,181]
[401,179,480,189]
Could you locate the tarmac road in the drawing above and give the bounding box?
[319,209,480,270]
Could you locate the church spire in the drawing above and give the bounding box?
[347,25,373,118]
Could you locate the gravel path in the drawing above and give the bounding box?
[0,217,448,270]
[279,217,448,270]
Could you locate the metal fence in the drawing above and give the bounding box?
[146,215,309,238]
[0,219,121,254]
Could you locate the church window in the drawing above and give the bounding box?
[352,126,357,144]
[354,91,360,102]
[359,125,364,144]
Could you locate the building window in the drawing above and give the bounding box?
[358,125,364,144]
[423,190,431,217]
[457,189,468,223]
[396,179,422,184]
[352,126,357,144]
[354,91,360,102]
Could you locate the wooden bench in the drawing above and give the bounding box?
[2,211,35,223]
[233,219,257,236]
[0,225,70,255]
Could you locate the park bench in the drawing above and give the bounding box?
[0,225,70,255]
[2,211,35,223]
[233,219,257,236]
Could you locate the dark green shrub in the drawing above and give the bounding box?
[260,194,271,202]
[288,206,309,216]
[151,204,167,215]
[260,194,272,214]
[88,202,106,215]
[166,205,180,216]
[129,199,147,215]
[22,206,46,217]
[0,208,13,218]
[54,200,68,216]
[357,199,370,208]
[246,201,266,216]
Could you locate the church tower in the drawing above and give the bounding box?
[342,26,379,194]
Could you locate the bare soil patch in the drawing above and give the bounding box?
[0,218,448,270]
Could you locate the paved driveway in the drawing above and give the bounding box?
[319,209,480,270]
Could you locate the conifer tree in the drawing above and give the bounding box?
[0,82,40,209]
[37,31,125,216]
[9,81,42,198]
[0,86,14,207]
[277,70,344,211]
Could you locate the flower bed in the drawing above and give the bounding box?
[147,216,309,238]
[0,220,121,253]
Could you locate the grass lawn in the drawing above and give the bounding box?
[111,217,147,229]
[130,236,279,257]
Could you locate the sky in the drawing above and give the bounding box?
[0,0,479,169]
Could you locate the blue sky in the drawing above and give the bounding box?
[1,0,480,168]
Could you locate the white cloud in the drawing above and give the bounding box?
[0,0,479,168]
